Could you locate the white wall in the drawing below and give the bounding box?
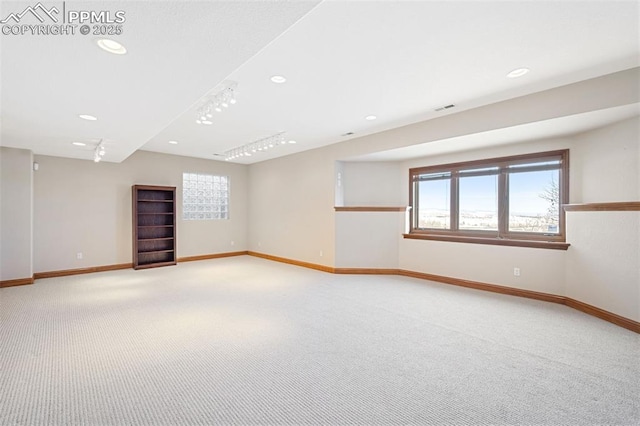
[335,211,405,269]
[400,239,567,294]
[0,147,33,281]
[570,117,639,202]
[334,161,344,206]
[565,211,639,321]
[248,150,335,265]
[564,116,640,322]
[341,161,402,206]
[33,151,248,273]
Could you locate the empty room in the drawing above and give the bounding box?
[1,0,639,424]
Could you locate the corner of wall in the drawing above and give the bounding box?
[0,146,34,281]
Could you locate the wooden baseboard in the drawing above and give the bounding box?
[334,268,399,275]
[564,298,640,333]
[34,263,132,279]
[248,253,638,334]
[178,251,248,262]
[33,252,248,279]
[0,276,35,288]
[399,270,637,333]
[398,269,567,305]
[26,251,639,334]
[247,251,334,273]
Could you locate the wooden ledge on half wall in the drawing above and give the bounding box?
[334,206,410,212]
[563,201,640,212]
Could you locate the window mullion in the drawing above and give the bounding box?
[498,169,508,237]
[451,174,459,231]
[413,180,419,230]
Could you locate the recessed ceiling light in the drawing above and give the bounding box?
[288,140,297,144]
[78,114,97,121]
[72,142,86,146]
[270,75,287,84]
[168,140,178,145]
[96,39,127,55]
[365,115,377,121]
[507,68,530,78]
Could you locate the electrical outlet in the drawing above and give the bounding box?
[231,240,235,246]
[77,252,83,260]
[513,267,520,277]
[320,250,323,257]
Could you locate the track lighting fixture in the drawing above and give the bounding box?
[224,132,294,161]
[94,140,106,163]
[196,81,238,125]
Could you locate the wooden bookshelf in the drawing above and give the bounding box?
[132,185,177,269]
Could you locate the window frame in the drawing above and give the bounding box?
[408,150,569,246]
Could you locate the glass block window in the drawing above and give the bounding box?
[182,173,229,220]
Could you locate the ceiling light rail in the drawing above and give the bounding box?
[93,140,106,163]
[196,81,238,125]
[224,131,290,161]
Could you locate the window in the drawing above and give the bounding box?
[409,150,569,247]
[182,173,229,220]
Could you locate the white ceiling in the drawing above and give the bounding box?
[343,103,640,162]
[1,0,639,164]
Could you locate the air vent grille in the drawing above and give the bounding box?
[435,104,455,112]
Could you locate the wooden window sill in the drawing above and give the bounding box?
[403,233,570,250]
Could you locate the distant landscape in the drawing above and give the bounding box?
[418,209,558,234]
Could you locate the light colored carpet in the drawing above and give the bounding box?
[1,256,638,425]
